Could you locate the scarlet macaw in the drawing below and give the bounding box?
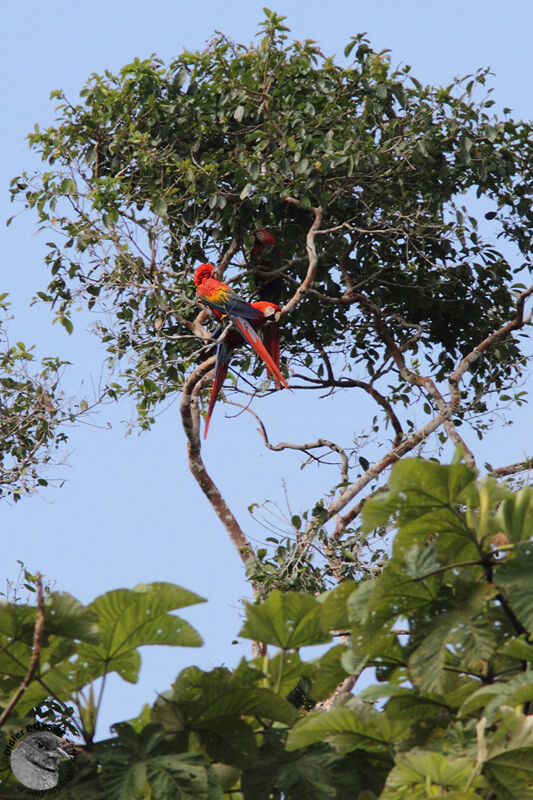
[194,261,287,390]
[251,229,283,304]
[203,300,282,437]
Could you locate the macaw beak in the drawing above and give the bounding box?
[262,306,281,322]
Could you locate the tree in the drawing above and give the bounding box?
[3,9,533,798]
[2,462,533,798]
[0,295,98,502]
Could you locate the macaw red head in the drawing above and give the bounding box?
[250,300,281,319]
[194,263,215,287]
[253,229,276,246]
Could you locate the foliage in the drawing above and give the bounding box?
[9,9,532,433]
[4,7,533,798]
[0,296,81,501]
[2,459,533,797]
[7,8,533,598]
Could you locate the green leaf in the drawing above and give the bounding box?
[318,582,356,631]
[75,582,204,683]
[264,650,314,697]
[460,673,533,718]
[60,178,77,195]
[494,542,533,632]
[362,459,477,561]
[98,723,217,800]
[310,644,350,701]
[60,315,73,334]
[152,665,297,767]
[287,699,406,754]
[153,196,168,218]
[44,591,99,643]
[482,710,533,799]
[243,727,388,800]
[239,590,332,649]
[380,751,477,799]
[494,488,533,543]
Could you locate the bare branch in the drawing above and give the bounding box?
[489,458,533,477]
[216,236,240,277]
[281,201,323,316]
[179,362,257,570]
[230,401,350,485]
[449,283,533,401]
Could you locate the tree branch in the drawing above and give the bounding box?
[0,574,45,728]
[489,458,533,477]
[179,362,257,570]
[281,201,323,316]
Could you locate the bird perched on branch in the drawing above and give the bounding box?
[194,262,286,386]
[251,229,283,304]
[203,300,282,437]
[10,732,71,790]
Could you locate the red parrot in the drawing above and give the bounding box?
[194,260,287,387]
[203,300,282,438]
[251,229,283,304]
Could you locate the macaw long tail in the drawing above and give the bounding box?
[233,317,288,390]
[262,321,280,376]
[204,341,232,439]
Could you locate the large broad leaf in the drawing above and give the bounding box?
[239,590,331,648]
[96,722,220,800]
[310,644,350,701]
[146,754,222,800]
[380,751,479,800]
[43,592,100,643]
[494,543,533,633]
[152,666,297,768]
[482,711,533,800]
[494,487,533,544]
[362,460,477,560]
[74,582,204,684]
[286,699,407,754]
[256,650,315,698]
[0,592,100,715]
[460,674,533,719]
[497,636,533,662]
[242,728,389,800]
[317,582,357,632]
[409,605,496,694]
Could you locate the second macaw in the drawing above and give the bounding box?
[203,300,282,437]
[251,229,283,304]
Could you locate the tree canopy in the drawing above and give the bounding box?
[3,9,533,798]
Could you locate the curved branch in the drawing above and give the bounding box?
[230,401,350,485]
[216,236,240,277]
[449,283,533,401]
[294,370,404,448]
[280,201,323,317]
[179,362,257,570]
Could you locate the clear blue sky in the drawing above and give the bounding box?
[1,0,532,736]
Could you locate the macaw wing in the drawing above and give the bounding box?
[203,290,265,321]
[204,340,232,439]
[233,316,288,390]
